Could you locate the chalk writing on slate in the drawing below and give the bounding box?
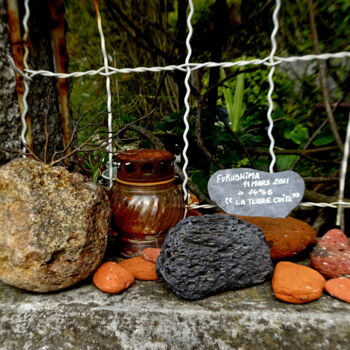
[208,168,305,218]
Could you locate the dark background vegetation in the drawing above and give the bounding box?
[2,0,349,233]
[64,0,350,233]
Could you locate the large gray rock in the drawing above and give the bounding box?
[0,158,110,292]
[157,214,273,300]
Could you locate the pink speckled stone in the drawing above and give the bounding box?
[318,229,350,250]
[311,229,350,279]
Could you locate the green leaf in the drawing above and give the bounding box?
[91,168,101,183]
[312,126,335,146]
[231,73,245,132]
[312,135,335,146]
[276,155,298,171]
[220,68,245,132]
[237,157,250,167]
[284,124,309,145]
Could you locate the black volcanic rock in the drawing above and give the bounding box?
[156,214,273,300]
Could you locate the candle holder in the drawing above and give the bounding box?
[109,149,185,257]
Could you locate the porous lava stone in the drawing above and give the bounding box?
[156,214,273,300]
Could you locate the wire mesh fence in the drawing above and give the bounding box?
[8,0,350,226]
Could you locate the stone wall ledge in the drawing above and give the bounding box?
[1,279,350,350]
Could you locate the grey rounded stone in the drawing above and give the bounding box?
[156,214,273,300]
[0,158,111,292]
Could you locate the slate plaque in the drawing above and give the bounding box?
[208,168,305,218]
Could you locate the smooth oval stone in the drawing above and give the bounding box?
[272,262,325,304]
[221,214,317,260]
[93,262,134,294]
[119,257,159,281]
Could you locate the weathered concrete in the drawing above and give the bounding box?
[1,277,350,350]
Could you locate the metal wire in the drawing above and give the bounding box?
[8,52,349,80]
[300,201,350,209]
[266,0,281,173]
[336,113,350,226]
[275,52,350,64]
[188,201,350,210]
[188,204,217,210]
[94,0,114,188]
[22,0,30,68]
[181,0,194,208]
[20,0,31,154]
[10,52,348,80]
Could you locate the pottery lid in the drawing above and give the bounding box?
[115,149,175,183]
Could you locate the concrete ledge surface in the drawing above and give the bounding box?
[1,278,350,350]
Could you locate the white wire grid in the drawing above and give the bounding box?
[11,0,350,218]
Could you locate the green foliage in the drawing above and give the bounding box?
[64,0,349,194]
[220,69,245,132]
[189,169,210,197]
[77,150,108,183]
[231,73,245,131]
[284,125,310,146]
[155,111,189,135]
[276,155,298,172]
[312,126,335,146]
[66,0,179,155]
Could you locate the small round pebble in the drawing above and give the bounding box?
[325,278,350,303]
[142,248,161,263]
[93,262,134,294]
[119,256,159,280]
[272,261,325,304]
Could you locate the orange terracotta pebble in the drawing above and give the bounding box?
[220,213,317,260]
[237,216,317,260]
[325,278,350,303]
[142,248,161,263]
[272,261,325,304]
[93,262,134,294]
[119,256,159,280]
